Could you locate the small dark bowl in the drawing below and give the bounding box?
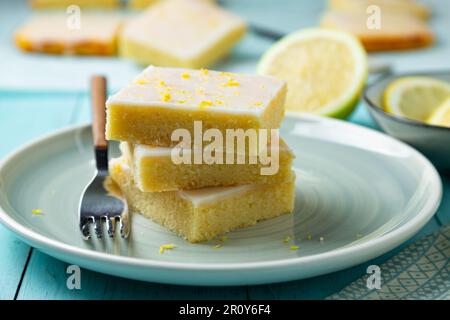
[364,71,450,172]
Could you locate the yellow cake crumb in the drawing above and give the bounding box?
[112,163,122,175]
[290,245,299,251]
[254,101,263,107]
[157,80,166,87]
[159,244,176,254]
[32,209,43,215]
[200,68,209,75]
[177,100,187,104]
[213,244,222,249]
[215,100,223,105]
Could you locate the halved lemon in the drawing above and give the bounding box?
[257,28,368,118]
[383,77,450,122]
[427,98,450,128]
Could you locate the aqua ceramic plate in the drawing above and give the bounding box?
[0,114,442,286]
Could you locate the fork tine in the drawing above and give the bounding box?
[79,217,92,240]
[94,218,103,239]
[106,216,115,238]
[118,215,130,238]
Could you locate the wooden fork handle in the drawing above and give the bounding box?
[91,75,108,149]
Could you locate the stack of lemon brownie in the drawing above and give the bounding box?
[106,66,296,242]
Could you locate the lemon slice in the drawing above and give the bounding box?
[427,98,450,128]
[257,28,368,118]
[384,77,450,122]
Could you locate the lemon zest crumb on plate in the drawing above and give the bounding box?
[32,209,43,215]
[159,244,176,254]
[290,245,299,251]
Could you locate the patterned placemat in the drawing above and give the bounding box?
[328,225,450,300]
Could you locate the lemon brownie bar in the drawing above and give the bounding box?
[15,13,123,55]
[29,0,119,9]
[128,0,215,10]
[321,11,434,51]
[120,137,294,192]
[106,66,287,146]
[328,0,431,21]
[109,157,295,242]
[119,0,246,68]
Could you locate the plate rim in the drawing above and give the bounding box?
[0,113,443,272]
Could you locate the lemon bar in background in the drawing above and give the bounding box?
[14,13,123,55]
[119,0,246,68]
[29,0,119,9]
[128,0,158,9]
[119,137,294,192]
[321,11,434,51]
[328,0,431,20]
[109,157,295,243]
[128,0,215,10]
[106,66,287,146]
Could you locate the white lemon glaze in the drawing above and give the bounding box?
[106,65,285,115]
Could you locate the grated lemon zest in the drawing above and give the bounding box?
[134,78,149,85]
[222,78,240,87]
[161,92,171,102]
[159,244,176,254]
[198,100,213,108]
[32,209,43,215]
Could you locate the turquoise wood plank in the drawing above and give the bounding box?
[17,251,247,300]
[0,93,79,155]
[0,92,79,299]
[0,227,30,300]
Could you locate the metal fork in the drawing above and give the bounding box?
[78,75,130,240]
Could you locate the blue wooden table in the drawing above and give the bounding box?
[0,0,449,300]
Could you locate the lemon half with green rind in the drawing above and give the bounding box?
[257,28,368,119]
